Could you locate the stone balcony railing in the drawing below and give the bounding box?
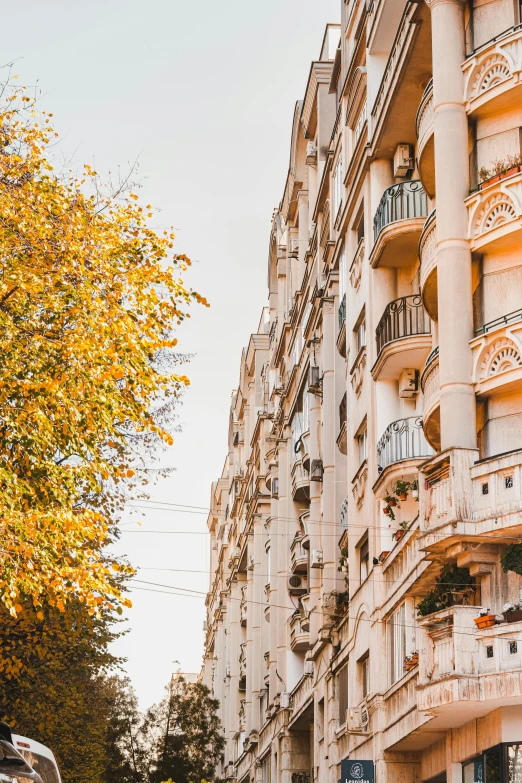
[421,448,522,539]
[417,605,522,724]
[416,78,433,145]
[463,24,522,117]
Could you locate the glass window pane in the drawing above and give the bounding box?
[508,745,522,783]
[485,745,503,783]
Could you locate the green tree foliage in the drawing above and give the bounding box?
[142,676,224,783]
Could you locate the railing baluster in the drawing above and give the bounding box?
[377,416,434,471]
[375,294,430,355]
[373,180,428,239]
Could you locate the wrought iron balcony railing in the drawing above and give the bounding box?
[373,180,428,240]
[375,294,430,355]
[338,293,346,332]
[377,416,434,471]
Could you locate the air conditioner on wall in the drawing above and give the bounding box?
[311,549,324,569]
[394,143,414,176]
[399,368,419,398]
[287,574,308,595]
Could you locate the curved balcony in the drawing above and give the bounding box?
[372,294,431,380]
[337,392,347,455]
[291,459,310,502]
[290,612,310,652]
[415,79,435,198]
[419,210,438,321]
[465,170,522,255]
[290,535,308,574]
[370,181,428,269]
[470,311,522,399]
[463,25,522,120]
[377,416,434,473]
[421,346,440,451]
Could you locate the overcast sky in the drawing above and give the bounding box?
[6,0,339,709]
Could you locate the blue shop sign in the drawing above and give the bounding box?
[341,759,375,783]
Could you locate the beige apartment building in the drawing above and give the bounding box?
[201,3,522,783]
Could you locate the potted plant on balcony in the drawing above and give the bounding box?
[383,502,396,521]
[503,153,521,179]
[393,520,411,542]
[411,480,419,501]
[502,602,522,623]
[393,480,411,502]
[337,546,348,574]
[404,651,419,671]
[379,550,390,563]
[384,494,398,507]
[417,564,473,617]
[473,609,496,629]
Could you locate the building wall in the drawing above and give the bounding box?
[201,4,522,783]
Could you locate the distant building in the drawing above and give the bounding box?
[201,6,522,783]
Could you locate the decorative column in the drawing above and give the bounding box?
[321,298,336,620]
[427,0,476,450]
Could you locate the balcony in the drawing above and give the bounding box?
[463,25,522,120]
[417,605,522,727]
[290,535,308,574]
[377,416,434,474]
[337,392,347,455]
[465,169,522,255]
[419,210,437,320]
[370,181,428,269]
[337,293,347,358]
[421,346,440,451]
[470,312,522,402]
[291,460,310,502]
[290,612,310,652]
[416,78,434,198]
[372,294,431,381]
[240,585,247,627]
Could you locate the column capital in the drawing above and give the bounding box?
[425,0,466,9]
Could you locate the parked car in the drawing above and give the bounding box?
[0,723,42,783]
[11,738,60,783]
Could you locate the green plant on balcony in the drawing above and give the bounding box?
[337,546,348,573]
[417,564,473,617]
[393,480,411,501]
[500,543,522,576]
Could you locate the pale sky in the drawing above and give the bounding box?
[7,0,339,709]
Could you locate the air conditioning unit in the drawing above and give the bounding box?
[287,574,308,595]
[399,368,419,398]
[226,665,231,677]
[308,365,323,395]
[348,705,369,732]
[306,141,318,165]
[393,144,415,177]
[304,660,314,676]
[311,549,324,569]
[310,459,324,482]
[280,692,292,709]
[232,547,240,560]
[394,143,414,176]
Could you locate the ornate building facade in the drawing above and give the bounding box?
[201,4,522,783]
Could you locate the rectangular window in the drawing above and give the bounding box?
[261,755,271,783]
[356,319,366,353]
[389,603,406,684]
[339,246,347,300]
[359,534,369,583]
[333,156,344,217]
[359,652,370,699]
[338,664,349,724]
[357,428,367,466]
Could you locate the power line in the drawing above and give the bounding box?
[129,580,519,641]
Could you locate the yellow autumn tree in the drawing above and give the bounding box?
[0,78,207,617]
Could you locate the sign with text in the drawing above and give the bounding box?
[341,760,375,783]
